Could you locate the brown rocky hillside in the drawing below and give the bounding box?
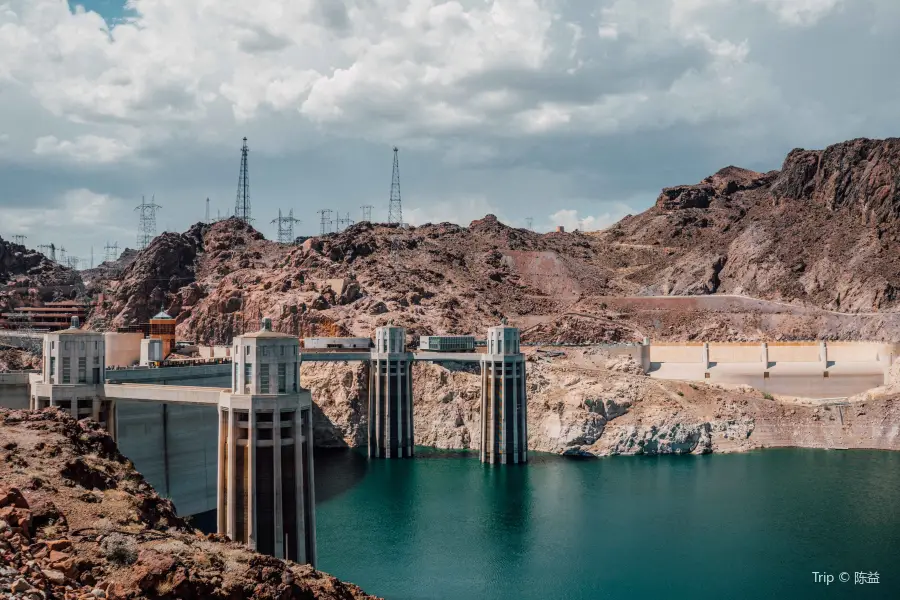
[0,237,83,313]
[88,137,900,343]
[0,408,377,600]
[603,137,900,312]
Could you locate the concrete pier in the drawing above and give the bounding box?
[480,325,527,465]
[217,319,316,565]
[368,326,414,458]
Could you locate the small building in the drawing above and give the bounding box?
[302,337,372,350]
[418,335,476,352]
[556,225,565,233]
[149,310,176,358]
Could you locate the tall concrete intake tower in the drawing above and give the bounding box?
[218,318,317,565]
[480,324,528,464]
[369,325,414,458]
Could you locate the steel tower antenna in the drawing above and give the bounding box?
[234,137,252,223]
[360,205,373,222]
[38,243,56,262]
[104,241,119,262]
[134,195,162,250]
[388,146,402,225]
[317,209,333,236]
[271,209,302,244]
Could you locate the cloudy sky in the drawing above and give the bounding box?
[0,0,898,266]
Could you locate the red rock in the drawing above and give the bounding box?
[0,488,29,509]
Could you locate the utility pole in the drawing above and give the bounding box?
[58,247,67,264]
[12,235,26,245]
[317,209,333,236]
[206,198,210,224]
[388,146,402,225]
[525,217,534,231]
[104,241,120,263]
[90,246,94,269]
[271,209,302,244]
[135,195,161,250]
[234,137,252,224]
[38,243,56,262]
[360,205,373,222]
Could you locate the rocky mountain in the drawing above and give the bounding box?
[0,408,377,600]
[0,237,83,312]
[603,137,900,312]
[88,138,900,345]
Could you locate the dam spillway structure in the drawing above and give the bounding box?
[219,318,316,566]
[480,324,527,464]
[368,325,414,458]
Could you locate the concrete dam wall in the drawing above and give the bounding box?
[109,365,229,517]
[647,341,899,399]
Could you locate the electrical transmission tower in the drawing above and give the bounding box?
[271,209,302,244]
[57,247,67,264]
[317,209,333,236]
[388,146,402,225]
[104,241,119,263]
[360,205,373,222]
[38,243,56,262]
[525,217,534,230]
[12,235,26,245]
[335,213,354,232]
[206,198,210,224]
[65,256,80,270]
[134,195,162,250]
[234,137,252,224]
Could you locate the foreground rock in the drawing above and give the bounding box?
[0,408,378,600]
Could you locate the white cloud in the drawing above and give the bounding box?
[404,196,503,227]
[33,135,136,164]
[549,203,635,232]
[0,189,134,263]
[752,0,842,25]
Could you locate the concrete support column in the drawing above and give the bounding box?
[702,343,710,370]
[819,341,828,367]
[247,410,257,552]
[273,412,284,559]
[368,354,414,459]
[225,408,237,540]
[761,342,769,368]
[480,325,527,465]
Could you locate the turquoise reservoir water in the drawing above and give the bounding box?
[315,449,900,599]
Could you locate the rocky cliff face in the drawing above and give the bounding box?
[303,349,900,456]
[0,408,378,600]
[0,237,83,312]
[607,137,900,312]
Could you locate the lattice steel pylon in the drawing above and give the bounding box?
[360,205,373,222]
[65,256,80,270]
[271,209,302,244]
[388,146,402,225]
[38,243,56,262]
[525,217,534,230]
[12,235,26,245]
[234,137,252,224]
[317,209,333,236]
[336,213,354,232]
[135,195,162,250]
[104,241,119,263]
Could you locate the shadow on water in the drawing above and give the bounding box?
[314,447,371,503]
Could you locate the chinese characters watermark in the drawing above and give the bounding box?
[812,572,879,585]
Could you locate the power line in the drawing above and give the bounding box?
[317,209,333,236]
[388,146,402,225]
[104,241,119,262]
[134,195,162,250]
[38,243,56,262]
[271,209,302,244]
[360,205,373,222]
[234,137,252,224]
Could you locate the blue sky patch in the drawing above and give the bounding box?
[67,0,134,26]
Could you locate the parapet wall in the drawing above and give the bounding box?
[649,341,899,366]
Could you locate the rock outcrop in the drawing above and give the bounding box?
[0,408,378,600]
[0,236,83,312]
